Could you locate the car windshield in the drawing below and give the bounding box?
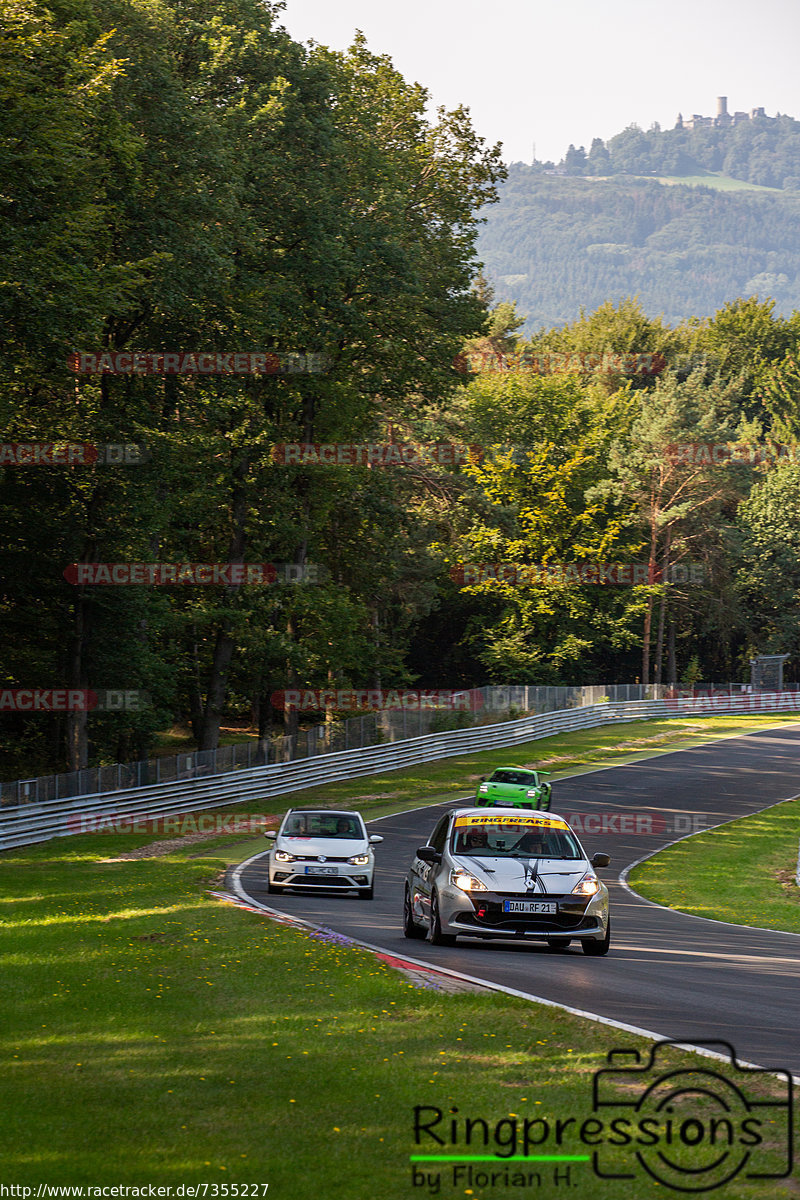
[282,813,362,838]
[491,770,535,785]
[452,818,582,859]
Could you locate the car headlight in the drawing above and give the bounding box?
[451,870,488,892]
[572,873,600,896]
[348,853,370,866]
[274,850,296,863]
[526,788,538,797]
[478,783,488,793]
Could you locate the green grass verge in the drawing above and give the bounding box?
[0,836,794,1197]
[628,795,800,933]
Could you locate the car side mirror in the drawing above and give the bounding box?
[479,776,486,782]
[265,830,277,840]
[369,834,384,845]
[417,845,442,864]
[591,852,610,868]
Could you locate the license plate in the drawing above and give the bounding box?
[306,865,338,876]
[503,900,556,914]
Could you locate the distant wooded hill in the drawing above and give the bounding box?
[477,166,800,331]
[549,113,800,188]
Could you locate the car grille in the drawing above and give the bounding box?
[293,855,350,863]
[288,875,355,887]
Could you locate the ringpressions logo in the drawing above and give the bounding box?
[409,1040,792,1193]
[591,1041,792,1190]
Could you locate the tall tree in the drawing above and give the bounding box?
[593,371,751,683]
[736,462,800,665]
[425,371,644,684]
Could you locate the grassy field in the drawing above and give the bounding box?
[588,171,780,193]
[2,713,799,1197]
[637,171,779,193]
[628,795,800,933]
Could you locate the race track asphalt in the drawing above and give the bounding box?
[237,723,800,1076]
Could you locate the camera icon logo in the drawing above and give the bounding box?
[591,1040,793,1192]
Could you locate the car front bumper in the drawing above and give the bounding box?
[439,885,608,940]
[270,861,373,890]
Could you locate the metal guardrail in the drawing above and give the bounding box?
[2,691,799,852]
[4,681,774,808]
[3,683,693,808]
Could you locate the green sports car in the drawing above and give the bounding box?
[474,766,552,810]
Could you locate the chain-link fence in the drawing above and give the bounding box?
[0,681,782,807]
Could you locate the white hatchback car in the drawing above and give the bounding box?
[265,808,383,899]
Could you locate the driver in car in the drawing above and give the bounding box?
[512,830,548,856]
[461,829,489,854]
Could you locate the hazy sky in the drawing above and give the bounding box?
[276,0,800,164]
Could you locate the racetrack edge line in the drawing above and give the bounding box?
[227,851,800,1085]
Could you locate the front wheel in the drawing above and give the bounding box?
[428,891,456,946]
[581,919,610,956]
[358,883,374,900]
[403,886,426,939]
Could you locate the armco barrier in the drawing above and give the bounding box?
[2,693,799,852]
[0,683,660,807]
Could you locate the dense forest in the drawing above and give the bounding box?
[476,169,800,329]
[3,1,800,782]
